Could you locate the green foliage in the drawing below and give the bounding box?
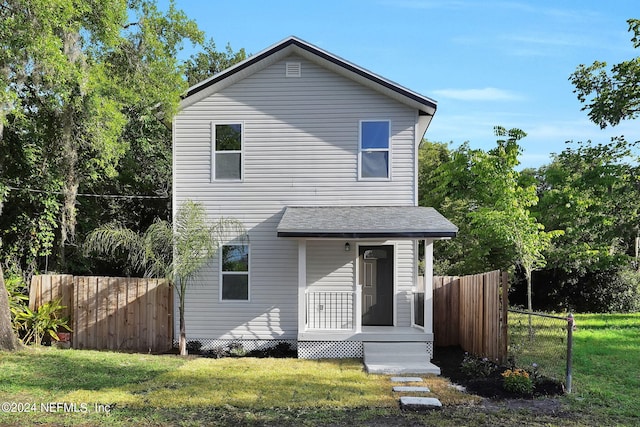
[0,0,248,276]
[420,127,559,286]
[570,19,640,128]
[526,267,640,313]
[534,138,639,275]
[184,39,247,86]
[0,109,63,274]
[460,353,499,378]
[13,298,71,345]
[84,219,172,278]
[4,273,29,334]
[501,368,533,394]
[0,0,205,273]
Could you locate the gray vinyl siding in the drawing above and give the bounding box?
[305,240,415,328]
[174,54,419,340]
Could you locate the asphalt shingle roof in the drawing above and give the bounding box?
[277,206,458,238]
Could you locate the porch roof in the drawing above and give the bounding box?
[276,206,458,239]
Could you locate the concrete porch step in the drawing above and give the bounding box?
[363,342,441,375]
[366,362,441,375]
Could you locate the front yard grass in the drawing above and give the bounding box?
[0,348,474,426]
[1,313,638,426]
[567,313,640,423]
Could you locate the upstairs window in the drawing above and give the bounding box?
[220,244,249,301]
[212,123,242,181]
[359,120,390,179]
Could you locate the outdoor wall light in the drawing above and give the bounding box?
[344,242,351,252]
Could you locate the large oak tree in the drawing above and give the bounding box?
[0,0,203,271]
[570,19,640,128]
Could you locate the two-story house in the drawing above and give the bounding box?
[172,37,457,373]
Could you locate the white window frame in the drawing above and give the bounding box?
[219,243,250,302]
[211,121,244,182]
[358,120,391,180]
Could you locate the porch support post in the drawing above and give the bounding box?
[423,239,434,334]
[298,239,307,333]
[355,284,362,333]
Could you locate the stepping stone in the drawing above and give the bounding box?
[393,386,430,393]
[399,396,442,411]
[390,376,423,383]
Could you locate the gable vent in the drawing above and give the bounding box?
[286,62,301,77]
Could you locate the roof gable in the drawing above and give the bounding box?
[180,36,437,120]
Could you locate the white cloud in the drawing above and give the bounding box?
[432,87,523,101]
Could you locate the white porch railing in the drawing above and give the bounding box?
[412,275,426,328]
[305,288,359,330]
[413,291,425,327]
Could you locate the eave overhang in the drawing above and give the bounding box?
[276,206,458,239]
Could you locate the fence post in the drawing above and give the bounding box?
[566,313,574,393]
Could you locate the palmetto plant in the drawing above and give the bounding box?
[13,298,72,345]
[84,200,246,355]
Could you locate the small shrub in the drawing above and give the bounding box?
[247,342,296,358]
[14,298,72,345]
[460,353,499,378]
[186,340,202,354]
[202,347,228,359]
[526,363,541,383]
[5,273,29,334]
[227,341,246,357]
[502,368,533,394]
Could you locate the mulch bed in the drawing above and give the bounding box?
[432,346,565,399]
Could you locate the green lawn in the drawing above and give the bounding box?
[568,313,640,422]
[0,347,474,426]
[0,313,638,426]
[508,312,640,425]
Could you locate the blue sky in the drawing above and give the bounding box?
[165,0,639,168]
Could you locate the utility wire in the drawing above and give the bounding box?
[5,185,169,199]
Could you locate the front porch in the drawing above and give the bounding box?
[298,325,433,342]
[276,206,458,366]
[299,326,440,374]
[295,241,434,342]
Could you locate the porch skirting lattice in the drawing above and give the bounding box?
[297,341,363,359]
[174,338,432,360]
[426,341,434,359]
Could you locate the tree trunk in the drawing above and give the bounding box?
[526,268,533,312]
[526,267,534,340]
[0,266,22,351]
[179,295,187,355]
[57,30,83,270]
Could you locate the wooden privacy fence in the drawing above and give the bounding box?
[29,275,173,353]
[433,270,509,363]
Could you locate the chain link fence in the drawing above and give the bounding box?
[508,308,574,392]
